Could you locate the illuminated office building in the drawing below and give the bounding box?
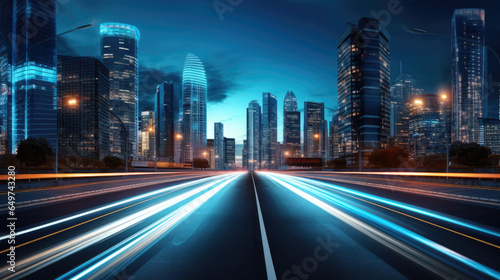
[140,108,154,159]
[155,81,175,161]
[0,0,14,154]
[452,9,486,144]
[283,91,300,158]
[57,56,110,160]
[214,122,224,169]
[182,53,207,162]
[10,0,58,151]
[262,92,277,169]
[304,101,324,158]
[224,137,235,170]
[247,100,261,170]
[406,94,446,158]
[390,74,421,150]
[100,23,140,159]
[337,17,391,164]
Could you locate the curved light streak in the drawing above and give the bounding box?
[263,173,500,280]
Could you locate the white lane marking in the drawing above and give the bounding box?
[251,172,277,280]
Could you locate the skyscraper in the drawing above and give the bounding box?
[283,91,300,158]
[262,92,277,169]
[57,56,110,160]
[12,0,58,151]
[214,122,224,169]
[0,0,14,154]
[155,81,175,161]
[207,139,215,169]
[140,108,154,159]
[304,101,325,158]
[390,74,421,150]
[329,115,340,160]
[452,9,486,144]
[247,100,261,171]
[406,95,446,157]
[100,23,140,159]
[182,53,207,162]
[337,17,391,164]
[224,137,235,170]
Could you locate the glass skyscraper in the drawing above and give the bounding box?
[57,56,110,160]
[100,23,140,160]
[451,9,486,144]
[9,0,58,152]
[155,81,175,161]
[140,108,154,159]
[283,91,300,158]
[303,101,325,158]
[0,0,14,154]
[262,92,277,169]
[390,74,422,151]
[182,53,207,162]
[214,122,224,169]
[247,100,261,171]
[224,137,235,170]
[406,94,446,158]
[337,17,391,164]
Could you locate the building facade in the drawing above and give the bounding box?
[224,137,235,170]
[182,53,207,162]
[100,23,140,159]
[140,108,154,159]
[451,9,486,144]
[262,92,277,169]
[207,139,215,169]
[481,119,500,154]
[337,17,391,164]
[57,56,110,160]
[0,0,14,154]
[283,91,300,158]
[11,0,58,152]
[390,74,421,150]
[303,101,325,158]
[155,81,175,161]
[406,94,446,158]
[247,100,261,170]
[214,122,224,169]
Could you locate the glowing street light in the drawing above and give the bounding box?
[314,133,320,139]
[149,127,153,132]
[68,99,77,106]
[414,99,423,105]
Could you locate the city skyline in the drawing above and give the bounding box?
[54,0,500,144]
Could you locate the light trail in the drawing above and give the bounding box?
[57,173,242,280]
[0,173,242,280]
[262,172,500,280]
[271,173,500,239]
[0,174,232,242]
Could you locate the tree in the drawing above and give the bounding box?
[193,158,209,169]
[450,141,491,167]
[103,156,124,169]
[17,137,53,167]
[368,147,409,168]
[327,158,347,169]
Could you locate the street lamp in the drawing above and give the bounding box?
[56,97,79,174]
[440,93,451,173]
[149,126,157,172]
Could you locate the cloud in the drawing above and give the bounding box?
[204,62,239,103]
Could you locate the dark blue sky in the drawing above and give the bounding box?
[57,0,500,143]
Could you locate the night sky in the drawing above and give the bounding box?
[57,0,500,144]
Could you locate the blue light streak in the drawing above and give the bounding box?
[57,173,242,280]
[0,174,236,241]
[273,173,500,239]
[262,172,500,279]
